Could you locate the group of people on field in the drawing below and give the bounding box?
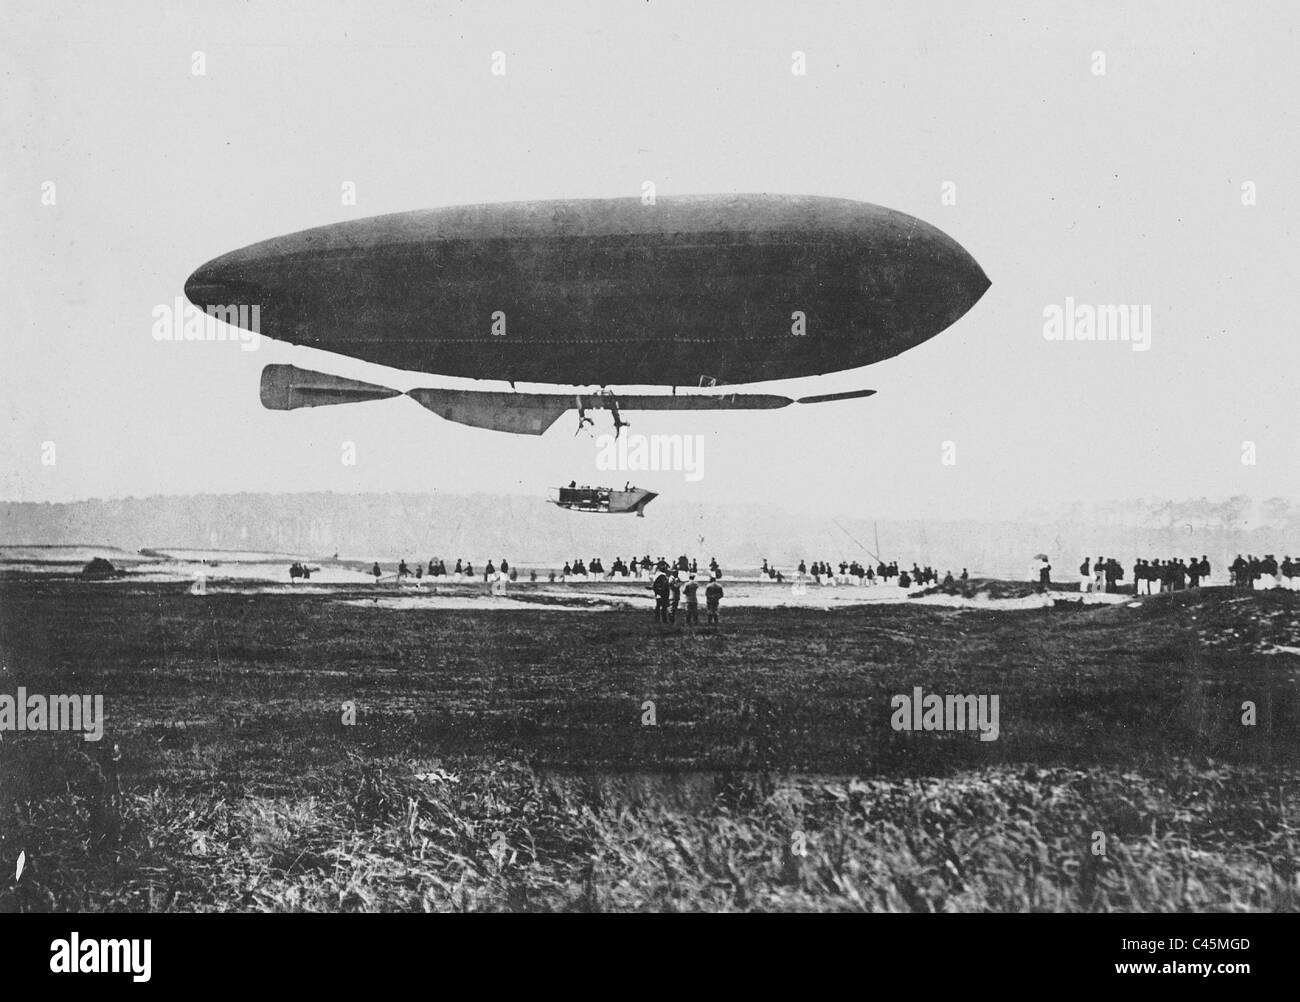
[1073,553,1300,593]
[1230,554,1300,590]
[359,549,1299,604]
[784,559,964,589]
[371,558,523,584]
[1129,556,1211,594]
[648,568,724,627]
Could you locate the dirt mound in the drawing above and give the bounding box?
[80,557,119,579]
[1106,585,1300,655]
[914,578,1047,602]
[1185,588,1300,655]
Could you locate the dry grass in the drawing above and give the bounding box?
[2,755,1296,912]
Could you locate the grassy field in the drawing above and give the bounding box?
[1,580,1297,911]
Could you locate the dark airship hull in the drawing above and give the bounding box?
[185,195,988,387]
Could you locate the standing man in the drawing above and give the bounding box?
[705,575,724,625]
[683,574,700,625]
[650,570,671,623]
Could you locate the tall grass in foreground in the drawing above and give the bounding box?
[2,758,1296,912]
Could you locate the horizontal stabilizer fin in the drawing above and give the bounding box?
[796,388,877,404]
[259,364,874,434]
[260,364,402,410]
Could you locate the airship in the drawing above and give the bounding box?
[184,194,989,435]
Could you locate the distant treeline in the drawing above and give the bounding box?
[1,493,1295,578]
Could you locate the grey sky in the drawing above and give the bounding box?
[4,0,1297,520]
